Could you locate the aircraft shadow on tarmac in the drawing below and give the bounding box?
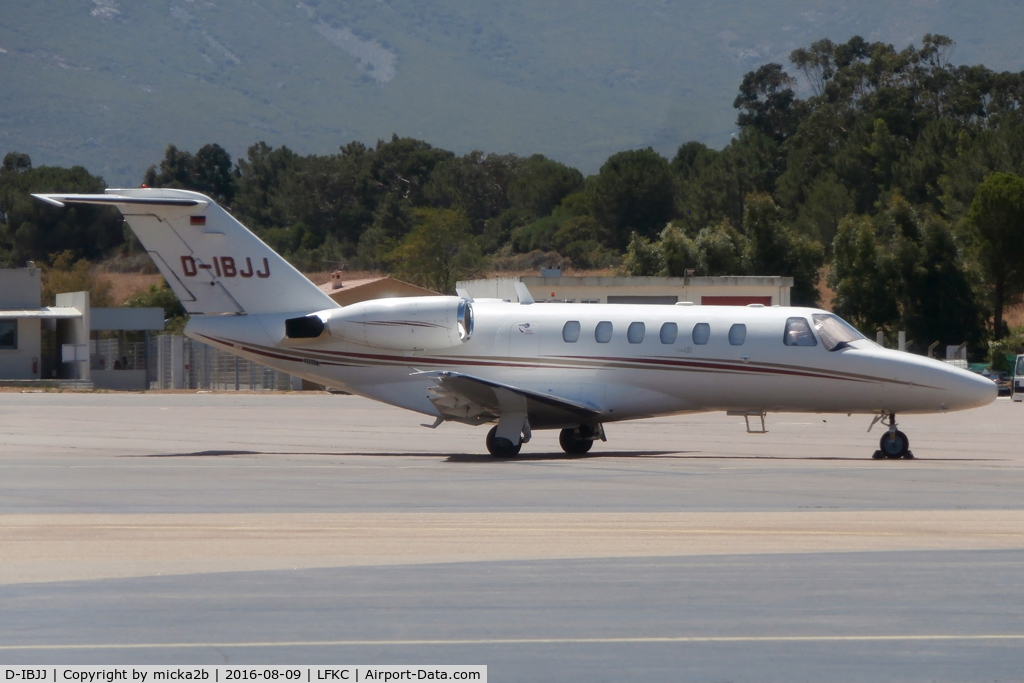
[439,452,983,463]
[444,450,682,462]
[125,450,997,462]
[131,450,264,457]
[126,449,681,461]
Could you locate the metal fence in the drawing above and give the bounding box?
[150,334,292,391]
[90,337,147,371]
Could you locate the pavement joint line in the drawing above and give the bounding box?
[3,635,1024,650]
[3,525,1021,537]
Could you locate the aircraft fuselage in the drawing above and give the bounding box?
[186,300,995,425]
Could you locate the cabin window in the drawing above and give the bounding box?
[729,323,746,346]
[660,322,678,344]
[595,321,613,343]
[0,320,16,350]
[627,322,645,344]
[783,317,817,346]
[562,321,581,343]
[692,323,710,345]
[812,314,865,352]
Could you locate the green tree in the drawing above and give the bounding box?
[830,196,984,347]
[232,142,301,233]
[367,135,455,208]
[659,223,698,276]
[677,129,780,231]
[733,63,801,142]
[828,214,899,333]
[791,172,854,245]
[742,193,824,305]
[272,149,374,256]
[143,143,237,205]
[967,172,1024,337]
[694,219,748,276]
[508,191,606,264]
[424,152,521,233]
[507,154,584,218]
[619,232,665,276]
[902,215,986,349]
[0,152,122,264]
[386,208,483,294]
[549,215,616,270]
[939,117,1024,219]
[587,148,675,246]
[671,141,718,179]
[480,154,584,255]
[356,194,414,269]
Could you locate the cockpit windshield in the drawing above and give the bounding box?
[812,314,865,352]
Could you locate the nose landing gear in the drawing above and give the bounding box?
[870,413,914,459]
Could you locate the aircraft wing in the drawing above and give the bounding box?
[420,371,601,428]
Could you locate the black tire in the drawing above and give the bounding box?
[559,428,593,455]
[486,426,522,457]
[879,430,910,459]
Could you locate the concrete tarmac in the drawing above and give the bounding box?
[1,392,1023,681]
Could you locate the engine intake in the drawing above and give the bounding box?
[287,296,473,351]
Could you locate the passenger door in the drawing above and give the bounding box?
[507,321,541,374]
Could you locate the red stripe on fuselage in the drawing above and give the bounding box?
[194,333,919,387]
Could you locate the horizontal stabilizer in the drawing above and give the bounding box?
[33,194,205,207]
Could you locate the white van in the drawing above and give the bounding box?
[1015,355,1024,402]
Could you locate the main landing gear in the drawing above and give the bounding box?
[486,425,522,457]
[871,413,914,460]
[485,423,606,456]
[558,424,603,454]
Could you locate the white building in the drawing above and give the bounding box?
[0,267,162,388]
[457,274,793,306]
[0,267,79,381]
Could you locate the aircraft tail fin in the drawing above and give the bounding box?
[34,189,338,316]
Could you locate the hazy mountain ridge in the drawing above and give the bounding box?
[2,0,1023,185]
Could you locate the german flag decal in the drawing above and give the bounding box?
[190,215,206,226]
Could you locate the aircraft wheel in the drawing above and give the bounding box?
[486,426,522,457]
[879,430,910,459]
[559,428,593,455]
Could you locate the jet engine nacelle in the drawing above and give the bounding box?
[285,296,474,351]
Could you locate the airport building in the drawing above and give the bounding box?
[457,273,793,306]
[0,267,162,389]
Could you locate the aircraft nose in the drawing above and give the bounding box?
[944,366,998,410]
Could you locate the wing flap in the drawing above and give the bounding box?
[421,371,601,427]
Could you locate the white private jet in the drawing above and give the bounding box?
[35,189,996,458]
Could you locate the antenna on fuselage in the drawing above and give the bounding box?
[514,282,535,305]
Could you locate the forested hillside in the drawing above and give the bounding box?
[2,35,1024,364]
[5,1,1024,184]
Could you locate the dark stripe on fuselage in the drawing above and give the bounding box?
[194,333,939,390]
